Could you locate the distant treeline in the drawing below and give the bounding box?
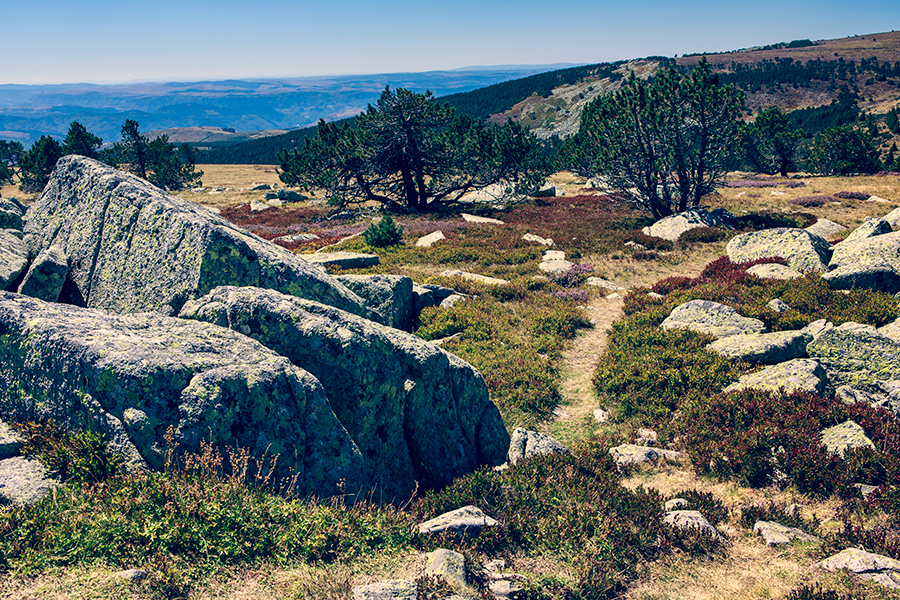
[709,57,900,91]
[197,126,329,165]
[786,88,861,136]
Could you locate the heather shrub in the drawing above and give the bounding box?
[548,263,594,287]
[678,226,731,244]
[790,195,832,208]
[834,190,870,200]
[733,211,816,230]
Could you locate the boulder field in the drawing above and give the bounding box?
[0,156,509,502]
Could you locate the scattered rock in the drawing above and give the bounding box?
[801,319,833,340]
[462,213,505,225]
[868,195,891,204]
[593,408,610,423]
[113,569,148,581]
[807,322,900,391]
[301,251,380,270]
[609,444,681,466]
[724,358,830,396]
[271,233,320,243]
[440,294,466,309]
[522,233,554,246]
[725,228,831,273]
[352,580,418,600]
[665,498,689,511]
[642,208,733,242]
[249,199,271,212]
[17,244,68,302]
[855,483,880,500]
[251,183,271,190]
[0,456,60,505]
[418,506,499,540]
[180,286,508,498]
[335,274,413,330]
[660,299,766,339]
[663,510,724,540]
[707,330,810,364]
[0,231,28,291]
[822,231,900,293]
[507,428,569,464]
[767,299,791,313]
[819,420,875,457]
[24,156,371,318]
[817,548,900,589]
[636,427,658,446]
[276,189,307,202]
[440,270,509,286]
[416,231,446,247]
[425,549,466,585]
[753,521,819,546]
[837,217,892,246]
[585,277,626,291]
[746,263,804,280]
[805,218,848,239]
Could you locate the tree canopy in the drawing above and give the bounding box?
[808,124,882,175]
[19,135,64,193]
[108,120,202,191]
[566,60,744,219]
[278,86,550,211]
[0,140,24,187]
[62,121,102,159]
[740,107,801,177]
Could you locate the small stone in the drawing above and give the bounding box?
[664,510,724,540]
[585,277,626,291]
[855,483,879,500]
[416,231,446,247]
[418,506,499,540]
[753,521,819,546]
[767,299,791,313]
[507,428,569,464]
[817,548,900,589]
[593,408,610,423]
[819,420,875,457]
[353,579,418,600]
[249,200,271,212]
[462,213,504,225]
[609,444,681,466]
[440,270,509,286]
[522,233,554,246]
[301,251,380,269]
[424,549,466,585]
[113,569,148,581]
[665,498,689,511]
[272,233,320,243]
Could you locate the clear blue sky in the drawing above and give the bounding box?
[3,0,899,84]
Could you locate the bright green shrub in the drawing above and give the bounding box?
[362,214,404,247]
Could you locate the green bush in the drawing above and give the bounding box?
[362,214,404,247]
[15,420,122,485]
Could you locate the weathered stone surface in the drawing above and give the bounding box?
[440,294,466,309]
[271,233,320,243]
[707,330,810,364]
[335,274,413,330]
[17,244,68,302]
[801,319,833,340]
[539,260,573,274]
[585,277,626,291]
[425,549,466,585]
[0,292,364,497]
[724,359,829,396]
[726,228,831,273]
[440,270,509,286]
[877,317,900,343]
[753,521,818,546]
[462,213,504,225]
[419,284,458,305]
[507,428,569,464]
[838,218,893,246]
[522,233,554,246]
[665,498,689,511]
[113,569,148,581]
[609,444,681,466]
[806,322,900,391]
[419,505,498,540]
[820,420,875,457]
[276,189,306,202]
[0,421,22,460]
[746,263,804,280]
[805,218,847,239]
[0,198,26,217]
[661,299,766,339]
[543,250,565,261]
[823,231,900,293]
[300,251,380,270]
[0,231,28,292]
[24,156,370,317]
[353,580,418,600]
[642,208,733,242]
[179,286,508,498]
[836,384,900,415]
[663,510,723,539]
[767,298,791,313]
[0,456,59,504]
[416,230,445,248]
[2,229,23,240]
[818,548,900,589]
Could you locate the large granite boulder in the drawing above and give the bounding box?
[335,274,413,330]
[817,548,900,589]
[820,420,875,457]
[822,231,900,293]
[806,322,900,391]
[725,228,831,273]
[707,330,810,364]
[661,299,766,339]
[23,156,371,318]
[805,218,847,239]
[178,286,509,498]
[642,208,733,242]
[0,231,28,291]
[17,244,68,302]
[724,358,830,396]
[507,428,569,464]
[837,218,892,246]
[0,292,365,497]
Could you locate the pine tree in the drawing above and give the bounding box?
[62,121,102,158]
[19,136,64,192]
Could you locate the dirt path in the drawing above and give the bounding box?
[554,293,624,421]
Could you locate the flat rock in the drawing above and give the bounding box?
[609,444,681,466]
[724,358,829,396]
[805,218,848,239]
[585,277,626,291]
[17,244,68,302]
[353,580,417,600]
[642,208,733,242]
[300,251,380,270]
[837,217,892,246]
[440,270,509,286]
[822,231,900,293]
[416,231,445,247]
[507,428,569,464]
[820,420,875,457]
[522,233,554,246]
[271,233,320,243]
[807,322,900,391]
[0,456,60,505]
[747,263,803,280]
[817,548,900,589]
[661,299,766,339]
[0,231,28,292]
[753,521,818,546]
[0,292,365,497]
[24,156,370,318]
[726,228,831,273]
[663,510,724,540]
[543,250,566,261]
[179,286,508,498]
[425,549,466,585]
[665,498,689,511]
[335,274,413,330]
[767,298,791,313]
[462,213,504,225]
[418,505,499,540]
[707,330,810,364]
[539,259,573,274]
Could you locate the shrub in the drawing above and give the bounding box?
[362,214,404,247]
[733,211,816,230]
[790,195,832,208]
[14,420,122,485]
[834,190,870,200]
[679,226,730,244]
[548,263,594,287]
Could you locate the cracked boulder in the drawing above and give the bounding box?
[661,299,766,339]
[726,228,831,273]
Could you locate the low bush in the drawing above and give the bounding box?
[679,226,731,244]
[14,420,122,485]
[548,263,594,287]
[733,211,816,230]
[362,214,404,247]
[790,195,832,207]
[834,190,870,200]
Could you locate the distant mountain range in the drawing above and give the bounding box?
[0,65,579,146]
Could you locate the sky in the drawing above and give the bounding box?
[3,0,900,85]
